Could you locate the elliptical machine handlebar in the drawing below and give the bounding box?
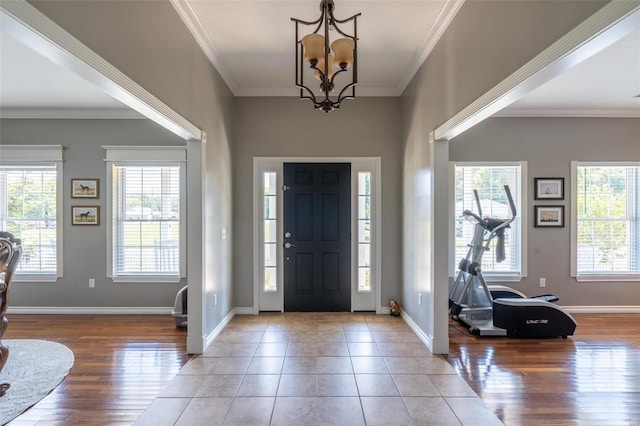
[462,185,516,234]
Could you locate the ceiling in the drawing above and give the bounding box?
[0,1,639,119]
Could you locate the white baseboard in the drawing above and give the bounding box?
[563,305,640,314]
[6,306,172,315]
[377,306,391,315]
[204,308,235,349]
[234,307,257,315]
[400,309,434,352]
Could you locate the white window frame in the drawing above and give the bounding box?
[571,161,640,282]
[253,157,381,313]
[0,145,63,282]
[103,146,186,283]
[356,171,373,293]
[450,161,528,282]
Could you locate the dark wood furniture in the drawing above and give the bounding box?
[0,232,22,397]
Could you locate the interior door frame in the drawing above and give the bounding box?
[253,157,381,313]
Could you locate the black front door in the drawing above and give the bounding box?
[283,163,351,312]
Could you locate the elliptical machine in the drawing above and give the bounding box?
[449,185,577,338]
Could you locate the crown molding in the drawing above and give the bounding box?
[494,108,640,118]
[396,0,465,96]
[170,0,240,95]
[171,0,463,98]
[0,107,145,119]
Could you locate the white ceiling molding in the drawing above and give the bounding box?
[396,0,465,96]
[171,0,463,98]
[434,1,640,141]
[0,0,202,141]
[170,0,240,96]
[0,107,145,119]
[494,108,640,119]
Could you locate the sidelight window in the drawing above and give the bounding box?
[263,172,278,292]
[357,172,371,292]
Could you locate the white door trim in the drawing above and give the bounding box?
[253,157,382,313]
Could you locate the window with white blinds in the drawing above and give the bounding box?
[454,163,526,280]
[104,146,185,282]
[0,166,58,275]
[573,162,640,280]
[0,145,63,281]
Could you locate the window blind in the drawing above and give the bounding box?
[454,164,523,277]
[112,165,181,276]
[576,164,639,276]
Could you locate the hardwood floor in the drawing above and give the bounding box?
[3,313,639,425]
[4,315,189,425]
[447,313,640,425]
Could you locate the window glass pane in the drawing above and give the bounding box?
[264,196,277,220]
[265,267,277,292]
[264,172,277,195]
[576,165,639,275]
[113,165,180,276]
[265,243,277,267]
[358,220,370,243]
[358,196,370,219]
[454,165,521,275]
[264,219,277,243]
[0,167,57,274]
[358,243,370,267]
[358,172,370,195]
[358,268,371,292]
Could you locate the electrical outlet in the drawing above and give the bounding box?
[89,278,95,288]
[539,278,546,287]
[213,293,217,306]
[418,293,422,305]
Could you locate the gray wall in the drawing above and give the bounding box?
[400,0,608,351]
[232,97,403,309]
[30,0,235,352]
[451,117,640,306]
[1,118,186,307]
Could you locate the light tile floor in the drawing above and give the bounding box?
[135,313,502,426]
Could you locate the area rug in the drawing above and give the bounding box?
[0,339,74,425]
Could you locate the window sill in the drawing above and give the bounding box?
[482,275,523,283]
[110,276,182,283]
[13,275,60,283]
[574,274,639,283]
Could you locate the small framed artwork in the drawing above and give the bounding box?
[534,205,564,228]
[534,177,564,200]
[72,206,100,226]
[71,179,99,198]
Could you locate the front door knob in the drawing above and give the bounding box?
[284,242,295,249]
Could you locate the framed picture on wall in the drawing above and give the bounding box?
[534,177,564,200]
[534,205,564,228]
[72,206,100,225]
[71,179,99,198]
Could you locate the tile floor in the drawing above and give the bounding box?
[135,312,502,425]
